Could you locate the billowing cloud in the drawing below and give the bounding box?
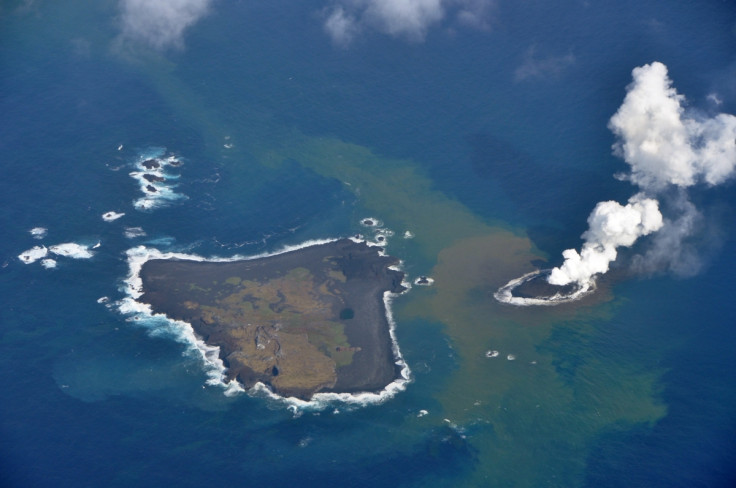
[547,195,663,286]
[119,0,214,50]
[546,62,736,290]
[365,0,445,40]
[323,0,494,46]
[609,62,736,190]
[514,47,575,82]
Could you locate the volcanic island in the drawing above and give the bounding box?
[138,239,407,399]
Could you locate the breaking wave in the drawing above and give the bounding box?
[102,211,125,222]
[49,242,95,259]
[30,227,47,239]
[124,227,146,239]
[19,246,49,264]
[19,242,95,265]
[129,148,187,211]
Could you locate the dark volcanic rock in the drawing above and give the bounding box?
[513,272,577,299]
[143,174,166,183]
[141,159,160,169]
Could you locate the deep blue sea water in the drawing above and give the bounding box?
[2,1,736,487]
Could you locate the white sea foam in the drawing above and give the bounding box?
[418,409,429,417]
[30,227,48,239]
[20,242,94,264]
[119,236,412,411]
[132,182,186,211]
[116,295,245,394]
[413,276,434,286]
[494,269,594,306]
[130,150,187,212]
[49,243,94,259]
[144,237,178,248]
[360,217,382,227]
[507,354,516,361]
[97,296,109,304]
[442,418,468,438]
[385,252,413,293]
[19,246,48,264]
[102,211,125,222]
[403,230,414,239]
[133,197,155,210]
[124,227,146,239]
[349,234,385,250]
[372,228,394,246]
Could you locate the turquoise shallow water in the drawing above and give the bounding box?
[2,1,736,486]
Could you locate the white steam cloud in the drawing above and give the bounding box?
[548,194,663,286]
[547,62,736,289]
[323,0,494,46]
[609,62,736,190]
[119,0,214,50]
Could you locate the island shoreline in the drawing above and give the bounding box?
[117,237,412,409]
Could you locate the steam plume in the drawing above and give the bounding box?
[546,61,736,290]
[609,62,736,190]
[547,194,663,286]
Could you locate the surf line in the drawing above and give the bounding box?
[494,269,595,306]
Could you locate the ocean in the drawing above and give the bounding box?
[2,0,736,486]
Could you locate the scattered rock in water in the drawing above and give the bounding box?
[414,276,434,286]
[141,159,160,170]
[142,173,165,183]
[360,217,379,227]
